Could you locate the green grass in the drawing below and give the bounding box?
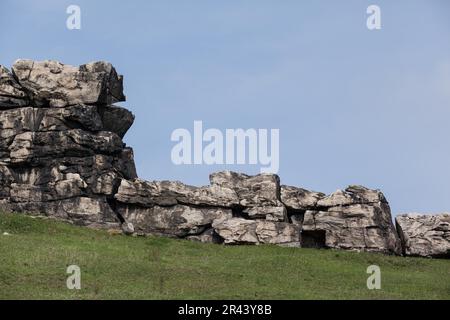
[0,213,449,300]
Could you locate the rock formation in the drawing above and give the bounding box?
[0,59,448,258]
[396,214,450,258]
[0,60,136,230]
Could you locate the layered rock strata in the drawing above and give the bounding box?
[0,59,447,258]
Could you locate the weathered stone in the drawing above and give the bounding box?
[115,178,239,208]
[98,105,134,138]
[242,205,287,222]
[281,185,325,211]
[3,58,449,258]
[12,60,125,107]
[212,217,300,246]
[301,187,401,254]
[8,129,124,164]
[117,204,232,237]
[211,218,259,244]
[210,171,286,221]
[4,196,119,228]
[39,104,103,132]
[0,66,28,108]
[210,171,280,206]
[396,214,450,258]
[317,185,386,207]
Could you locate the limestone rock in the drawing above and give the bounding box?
[0,66,28,108]
[8,129,124,164]
[212,217,300,246]
[117,204,232,237]
[115,178,239,208]
[12,60,125,107]
[317,185,387,207]
[98,105,134,138]
[0,60,136,233]
[396,214,450,258]
[281,185,325,210]
[301,186,401,254]
[210,171,286,221]
[2,58,447,258]
[4,196,119,229]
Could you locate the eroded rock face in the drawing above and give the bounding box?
[281,185,325,211]
[0,66,28,108]
[0,60,135,230]
[114,178,239,208]
[396,214,450,258]
[1,59,447,258]
[210,171,287,221]
[212,218,300,246]
[117,204,232,237]
[301,186,402,254]
[12,60,125,107]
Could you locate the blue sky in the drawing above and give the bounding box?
[1,0,450,215]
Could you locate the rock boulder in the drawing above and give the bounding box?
[396,214,450,258]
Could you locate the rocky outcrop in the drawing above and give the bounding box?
[113,173,401,253]
[0,60,136,230]
[301,186,402,254]
[0,59,447,258]
[11,60,124,107]
[396,214,450,258]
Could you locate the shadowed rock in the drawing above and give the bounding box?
[0,66,29,108]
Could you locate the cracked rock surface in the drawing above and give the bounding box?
[0,60,135,229]
[0,59,447,258]
[396,214,450,258]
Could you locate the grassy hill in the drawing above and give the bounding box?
[0,212,449,300]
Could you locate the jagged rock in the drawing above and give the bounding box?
[281,185,325,211]
[8,129,124,164]
[0,66,28,108]
[396,214,450,258]
[98,105,134,138]
[2,58,448,258]
[0,104,131,139]
[117,204,232,237]
[210,171,286,221]
[0,60,136,234]
[115,178,239,208]
[12,60,125,107]
[210,171,280,206]
[301,186,401,254]
[39,104,103,132]
[317,185,386,207]
[212,217,300,246]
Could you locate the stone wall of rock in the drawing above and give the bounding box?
[0,59,448,258]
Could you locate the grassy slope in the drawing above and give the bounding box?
[0,213,449,300]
